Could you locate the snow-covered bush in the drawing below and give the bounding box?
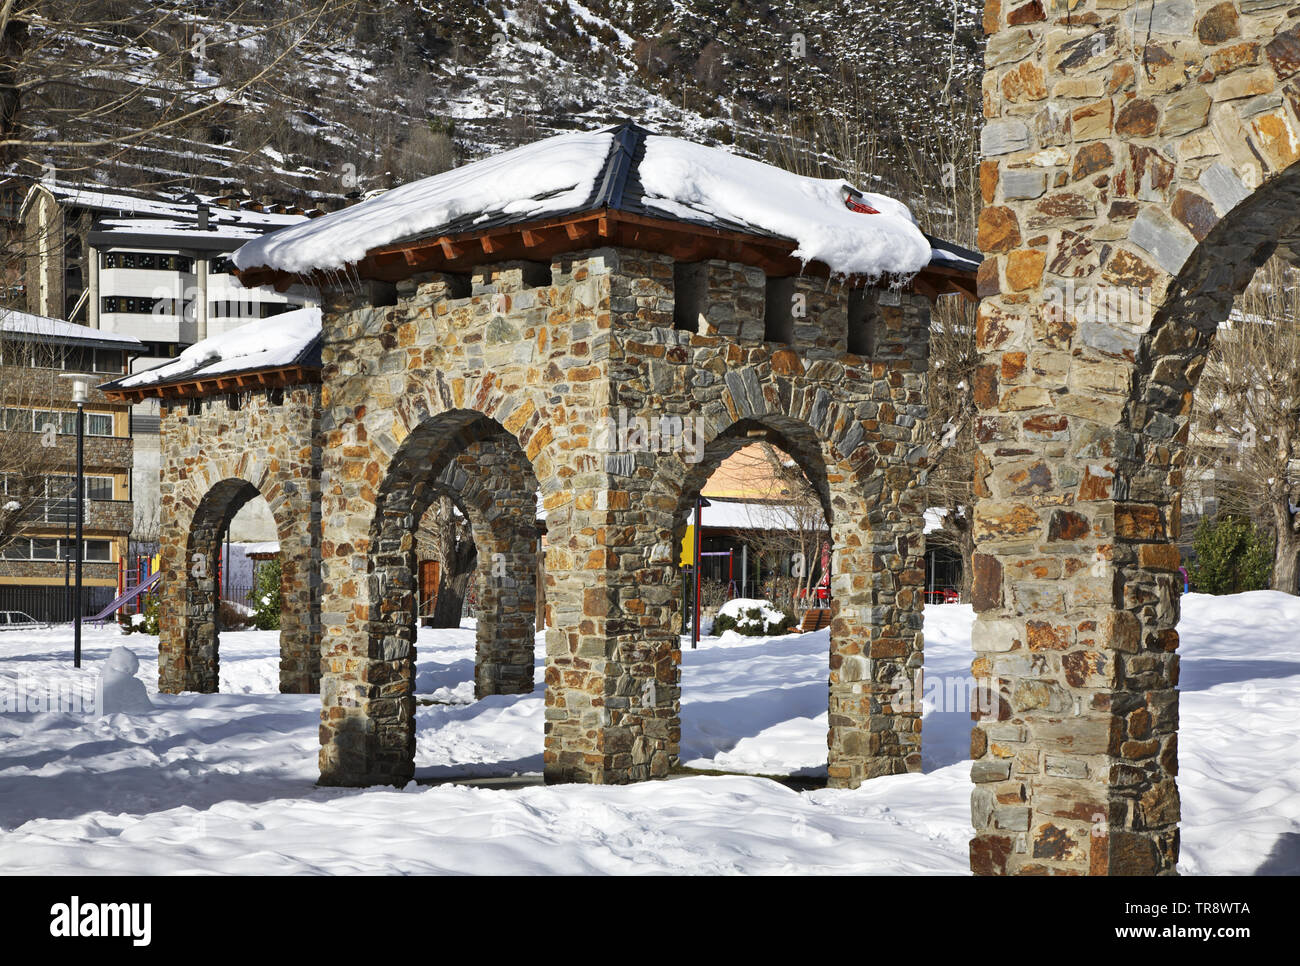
[250,558,282,630]
[710,598,798,636]
[220,599,252,630]
[118,597,159,636]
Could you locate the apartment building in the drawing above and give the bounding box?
[18,181,320,539]
[0,310,145,620]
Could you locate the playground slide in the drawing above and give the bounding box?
[89,571,162,623]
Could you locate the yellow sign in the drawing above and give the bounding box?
[679,525,695,568]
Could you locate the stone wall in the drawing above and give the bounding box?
[157,385,321,694]
[976,0,1300,873]
[316,246,931,788]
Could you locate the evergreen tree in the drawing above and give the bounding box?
[1189,516,1273,595]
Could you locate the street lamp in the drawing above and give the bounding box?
[60,373,96,668]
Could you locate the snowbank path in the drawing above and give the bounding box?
[0,594,1297,874]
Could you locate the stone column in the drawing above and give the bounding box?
[971,0,1192,874]
[542,485,680,785]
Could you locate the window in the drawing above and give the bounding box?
[187,398,202,416]
[94,350,125,374]
[85,413,114,437]
[84,477,114,501]
[33,411,77,435]
[673,262,706,332]
[764,277,795,344]
[30,539,58,560]
[847,289,875,357]
[63,347,94,373]
[84,540,112,562]
[104,250,193,272]
[0,540,24,560]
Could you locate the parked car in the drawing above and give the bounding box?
[923,588,961,605]
[0,611,44,631]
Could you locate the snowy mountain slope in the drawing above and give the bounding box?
[11,1,982,217]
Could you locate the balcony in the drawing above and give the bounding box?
[5,431,133,472]
[24,497,133,534]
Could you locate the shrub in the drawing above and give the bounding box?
[118,596,160,636]
[249,558,282,630]
[219,599,251,631]
[1188,515,1272,595]
[711,599,799,636]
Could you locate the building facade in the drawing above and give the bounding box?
[0,311,144,620]
[18,182,319,540]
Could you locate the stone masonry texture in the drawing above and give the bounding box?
[976,0,1300,874]
[157,385,322,694]
[314,249,932,789]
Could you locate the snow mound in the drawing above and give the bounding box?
[98,646,152,716]
[638,134,930,278]
[713,598,793,636]
[112,307,320,388]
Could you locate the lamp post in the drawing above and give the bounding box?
[61,373,95,668]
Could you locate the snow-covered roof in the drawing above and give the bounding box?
[234,123,941,281]
[685,500,816,532]
[93,216,297,243]
[33,181,307,231]
[101,307,321,390]
[239,541,281,556]
[1,309,145,352]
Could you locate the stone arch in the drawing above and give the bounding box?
[320,403,544,786]
[975,0,1300,874]
[316,253,933,788]
[160,470,319,695]
[641,373,925,786]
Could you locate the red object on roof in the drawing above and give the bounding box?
[844,193,880,215]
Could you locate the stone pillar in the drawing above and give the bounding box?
[827,491,927,785]
[434,438,539,698]
[972,0,1196,874]
[543,490,680,784]
[827,292,931,787]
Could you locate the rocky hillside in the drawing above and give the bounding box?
[7,0,983,219]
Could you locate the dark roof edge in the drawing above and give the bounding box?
[97,333,322,395]
[86,229,247,253]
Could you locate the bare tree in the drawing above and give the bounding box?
[733,443,829,616]
[0,319,77,556]
[1189,256,1300,594]
[416,495,476,628]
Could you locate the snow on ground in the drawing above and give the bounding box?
[0,593,1297,874]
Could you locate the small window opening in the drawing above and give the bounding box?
[847,289,875,357]
[673,262,706,332]
[764,276,795,344]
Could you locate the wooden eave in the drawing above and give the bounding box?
[98,364,321,405]
[235,208,977,303]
